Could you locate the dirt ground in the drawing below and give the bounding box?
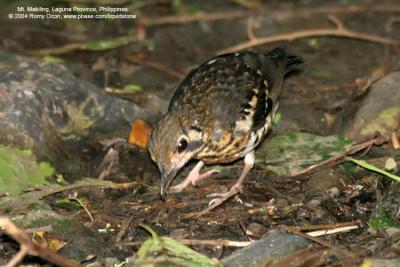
[1,0,400,266]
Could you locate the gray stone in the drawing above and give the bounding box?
[0,51,151,147]
[345,72,400,140]
[221,231,311,267]
[0,51,155,178]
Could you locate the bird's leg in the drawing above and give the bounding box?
[207,151,255,207]
[169,160,220,193]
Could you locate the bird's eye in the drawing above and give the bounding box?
[177,139,188,153]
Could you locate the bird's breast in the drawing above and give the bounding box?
[196,129,248,163]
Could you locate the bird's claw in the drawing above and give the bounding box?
[169,168,220,193]
[207,184,243,206]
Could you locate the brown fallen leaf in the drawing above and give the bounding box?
[129,119,152,148]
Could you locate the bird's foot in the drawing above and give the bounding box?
[169,169,220,193]
[207,184,243,207]
[191,184,243,218]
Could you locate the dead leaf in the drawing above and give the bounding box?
[129,119,152,148]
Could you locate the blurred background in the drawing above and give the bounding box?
[1,1,400,266]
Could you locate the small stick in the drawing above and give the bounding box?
[139,11,251,27]
[307,225,359,237]
[289,134,387,177]
[288,220,361,232]
[124,238,251,247]
[138,5,400,27]
[385,17,400,32]
[4,246,29,267]
[246,17,256,41]
[281,225,356,258]
[40,179,139,197]
[68,193,94,223]
[179,239,251,247]
[392,131,400,149]
[115,217,133,242]
[217,15,398,54]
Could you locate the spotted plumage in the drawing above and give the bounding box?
[148,48,303,206]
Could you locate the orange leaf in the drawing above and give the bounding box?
[129,119,152,148]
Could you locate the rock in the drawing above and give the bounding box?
[256,132,350,176]
[0,51,151,145]
[221,231,311,267]
[345,72,400,140]
[0,51,154,179]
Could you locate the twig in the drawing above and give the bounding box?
[97,147,119,180]
[139,11,251,27]
[385,16,400,32]
[0,217,81,267]
[138,5,400,27]
[116,217,133,242]
[4,246,29,267]
[68,193,94,223]
[271,4,400,20]
[246,17,256,41]
[281,225,357,258]
[124,238,251,247]
[40,179,139,197]
[125,54,186,78]
[307,225,359,237]
[289,133,388,177]
[179,238,251,247]
[354,67,385,99]
[217,15,398,54]
[392,131,400,149]
[287,220,361,232]
[30,36,139,56]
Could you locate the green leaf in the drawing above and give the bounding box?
[32,36,135,56]
[43,56,65,63]
[257,132,351,175]
[0,145,54,195]
[81,36,132,51]
[136,225,222,267]
[347,157,400,182]
[122,84,143,93]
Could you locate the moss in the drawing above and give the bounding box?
[0,144,54,195]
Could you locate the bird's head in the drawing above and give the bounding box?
[148,112,205,197]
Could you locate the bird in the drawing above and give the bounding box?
[148,47,303,210]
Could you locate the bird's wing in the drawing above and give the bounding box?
[168,50,291,132]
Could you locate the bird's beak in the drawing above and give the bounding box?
[160,169,178,198]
